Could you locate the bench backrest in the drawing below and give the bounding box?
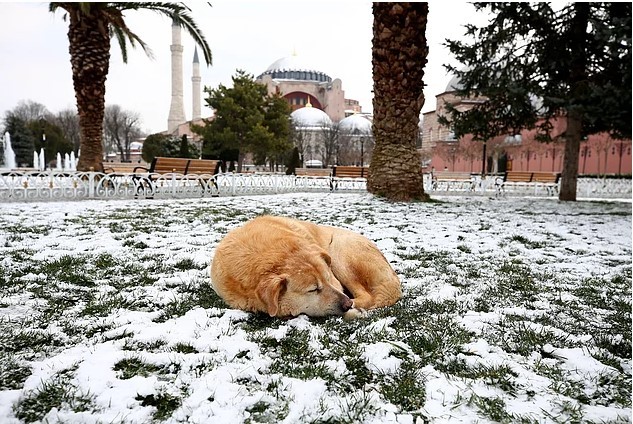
[531,172,560,183]
[434,172,474,180]
[187,159,221,175]
[505,171,560,183]
[150,157,189,174]
[333,166,369,178]
[505,171,534,182]
[295,168,332,177]
[104,163,140,174]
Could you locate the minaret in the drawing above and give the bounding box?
[192,47,201,121]
[167,20,186,133]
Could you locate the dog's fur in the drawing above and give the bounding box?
[210,216,401,318]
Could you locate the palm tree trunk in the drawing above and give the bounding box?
[369,2,429,201]
[67,9,110,172]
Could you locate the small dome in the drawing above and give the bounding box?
[339,114,372,135]
[291,104,332,129]
[259,54,332,83]
[445,74,464,93]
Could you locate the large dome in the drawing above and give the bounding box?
[258,54,332,83]
[291,105,332,129]
[339,114,372,135]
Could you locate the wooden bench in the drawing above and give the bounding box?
[331,166,369,191]
[104,162,143,175]
[132,157,221,175]
[431,171,477,191]
[185,158,223,176]
[496,171,561,195]
[132,157,222,196]
[294,168,332,177]
[332,166,369,178]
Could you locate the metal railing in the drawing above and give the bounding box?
[0,170,629,201]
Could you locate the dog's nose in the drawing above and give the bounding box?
[341,297,353,312]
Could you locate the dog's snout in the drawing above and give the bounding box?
[341,296,353,312]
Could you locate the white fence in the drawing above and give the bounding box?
[0,170,630,201]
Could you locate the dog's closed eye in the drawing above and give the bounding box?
[308,286,322,293]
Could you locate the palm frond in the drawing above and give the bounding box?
[50,2,211,65]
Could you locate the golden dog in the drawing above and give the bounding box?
[210,215,401,319]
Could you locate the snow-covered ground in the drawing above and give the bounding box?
[0,193,630,423]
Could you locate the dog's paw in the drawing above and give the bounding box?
[343,308,367,321]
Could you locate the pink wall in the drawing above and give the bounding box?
[428,119,631,175]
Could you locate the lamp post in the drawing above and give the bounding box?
[360,136,365,168]
[481,141,487,176]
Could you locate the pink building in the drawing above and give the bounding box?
[421,78,632,175]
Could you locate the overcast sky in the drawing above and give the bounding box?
[0,1,487,135]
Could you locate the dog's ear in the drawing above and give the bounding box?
[320,250,332,266]
[257,275,287,317]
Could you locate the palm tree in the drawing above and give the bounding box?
[49,2,212,172]
[369,2,429,201]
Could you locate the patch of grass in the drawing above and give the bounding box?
[154,279,226,323]
[510,234,548,249]
[114,356,161,380]
[123,239,149,249]
[123,339,167,352]
[13,372,94,423]
[488,319,579,357]
[81,292,139,317]
[173,343,198,354]
[135,392,181,421]
[13,379,66,423]
[0,355,31,390]
[380,360,426,413]
[469,394,512,422]
[439,359,519,396]
[174,258,200,271]
[258,329,336,382]
[0,329,63,355]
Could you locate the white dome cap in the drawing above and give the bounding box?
[291,104,332,129]
[339,114,372,135]
[266,54,319,73]
[259,53,332,83]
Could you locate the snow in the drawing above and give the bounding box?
[0,193,630,423]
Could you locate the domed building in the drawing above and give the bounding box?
[290,100,332,129]
[339,113,372,135]
[338,113,374,166]
[257,53,347,122]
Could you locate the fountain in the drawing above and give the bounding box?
[56,153,63,170]
[2,132,17,170]
[70,151,77,171]
[39,148,45,171]
[64,153,71,171]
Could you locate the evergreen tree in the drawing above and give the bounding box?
[285,147,301,175]
[27,119,73,168]
[142,133,199,163]
[441,2,632,201]
[262,93,292,170]
[195,70,291,172]
[179,135,191,158]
